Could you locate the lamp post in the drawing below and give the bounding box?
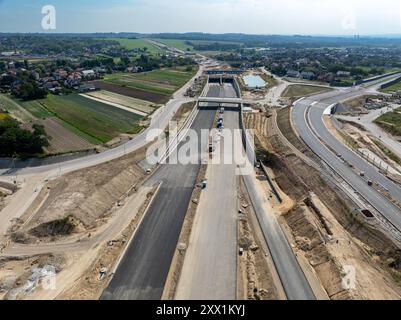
[11,153,17,191]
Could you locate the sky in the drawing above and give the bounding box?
[1,0,401,35]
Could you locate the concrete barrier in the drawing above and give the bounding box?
[260,161,283,203]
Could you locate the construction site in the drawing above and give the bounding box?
[1,65,401,302]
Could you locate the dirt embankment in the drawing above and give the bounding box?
[57,187,156,300]
[285,204,350,299]
[0,194,5,212]
[11,148,148,243]
[335,95,377,116]
[244,110,401,300]
[172,101,196,123]
[0,182,15,213]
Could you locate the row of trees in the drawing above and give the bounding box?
[0,117,49,157]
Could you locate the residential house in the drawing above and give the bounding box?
[286,70,300,78]
[300,71,316,80]
[337,70,351,77]
[82,70,96,79]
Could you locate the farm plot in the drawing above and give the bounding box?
[0,94,99,152]
[92,81,169,104]
[19,99,54,118]
[39,117,95,153]
[101,67,196,98]
[39,95,143,143]
[83,90,158,115]
[0,94,35,122]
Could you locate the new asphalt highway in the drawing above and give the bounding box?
[101,85,237,300]
[292,82,401,232]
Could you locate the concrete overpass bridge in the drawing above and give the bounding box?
[197,96,243,106]
[198,71,243,108]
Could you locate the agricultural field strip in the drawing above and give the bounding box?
[104,75,176,94]
[80,93,148,117]
[38,95,143,143]
[89,90,160,113]
[83,90,156,114]
[0,94,102,146]
[0,94,35,122]
[102,69,196,95]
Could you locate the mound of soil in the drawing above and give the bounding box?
[29,216,76,238]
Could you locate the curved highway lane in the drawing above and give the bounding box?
[292,89,401,232]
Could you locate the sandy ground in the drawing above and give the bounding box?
[0,143,156,299]
[0,181,155,299]
[0,254,67,300]
[311,194,400,300]
[0,175,47,244]
[336,104,401,160]
[325,116,401,176]
[9,150,147,242]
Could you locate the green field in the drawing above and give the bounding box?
[281,85,332,98]
[110,38,164,54]
[102,67,196,95]
[358,66,400,74]
[374,108,401,136]
[38,95,143,143]
[374,111,401,136]
[19,100,53,118]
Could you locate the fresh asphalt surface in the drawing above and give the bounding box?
[292,88,401,231]
[101,85,234,300]
[176,107,239,300]
[242,171,316,300]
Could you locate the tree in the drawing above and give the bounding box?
[0,119,49,157]
[12,81,47,101]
